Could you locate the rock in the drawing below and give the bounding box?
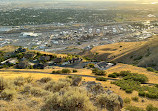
[71,76,82,86]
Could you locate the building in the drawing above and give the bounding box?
[20,32,39,38]
[94,61,114,70]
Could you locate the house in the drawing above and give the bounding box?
[20,32,39,38]
[94,61,114,70]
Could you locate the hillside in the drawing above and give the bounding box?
[1,44,158,111]
[83,35,158,70]
[0,63,158,110]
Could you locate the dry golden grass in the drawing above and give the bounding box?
[0,45,18,53]
[106,63,158,84]
[1,63,158,109]
[91,41,146,61]
[29,50,68,58]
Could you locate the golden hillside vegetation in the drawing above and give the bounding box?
[85,36,158,70]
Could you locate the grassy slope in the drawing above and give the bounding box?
[0,45,18,53]
[86,35,158,70]
[1,43,158,109]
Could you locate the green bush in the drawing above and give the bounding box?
[125,105,145,111]
[119,71,131,77]
[124,97,131,104]
[146,104,158,111]
[52,70,62,74]
[72,69,78,73]
[155,84,158,88]
[92,68,99,73]
[123,74,148,83]
[147,67,155,72]
[131,96,139,102]
[108,73,117,78]
[95,70,106,76]
[112,79,140,93]
[138,91,146,97]
[125,88,133,93]
[140,86,158,99]
[61,69,71,74]
[96,77,107,81]
[88,63,95,68]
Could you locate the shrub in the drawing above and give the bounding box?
[56,70,62,74]
[42,88,96,111]
[92,68,99,73]
[25,76,33,83]
[108,74,117,78]
[14,77,26,86]
[138,91,146,97]
[125,105,145,111]
[112,79,140,93]
[155,84,158,88]
[1,89,16,101]
[146,104,158,111]
[96,93,120,110]
[119,71,131,77]
[96,77,107,81]
[62,69,71,74]
[0,77,8,92]
[72,69,78,73]
[30,87,49,97]
[140,86,158,99]
[123,74,148,83]
[39,77,52,83]
[88,63,95,68]
[125,88,133,93]
[22,84,31,94]
[52,70,62,74]
[147,67,155,72]
[95,70,106,76]
[45,80,70,92]
[124,97,131,104]
[131,96,139,102]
